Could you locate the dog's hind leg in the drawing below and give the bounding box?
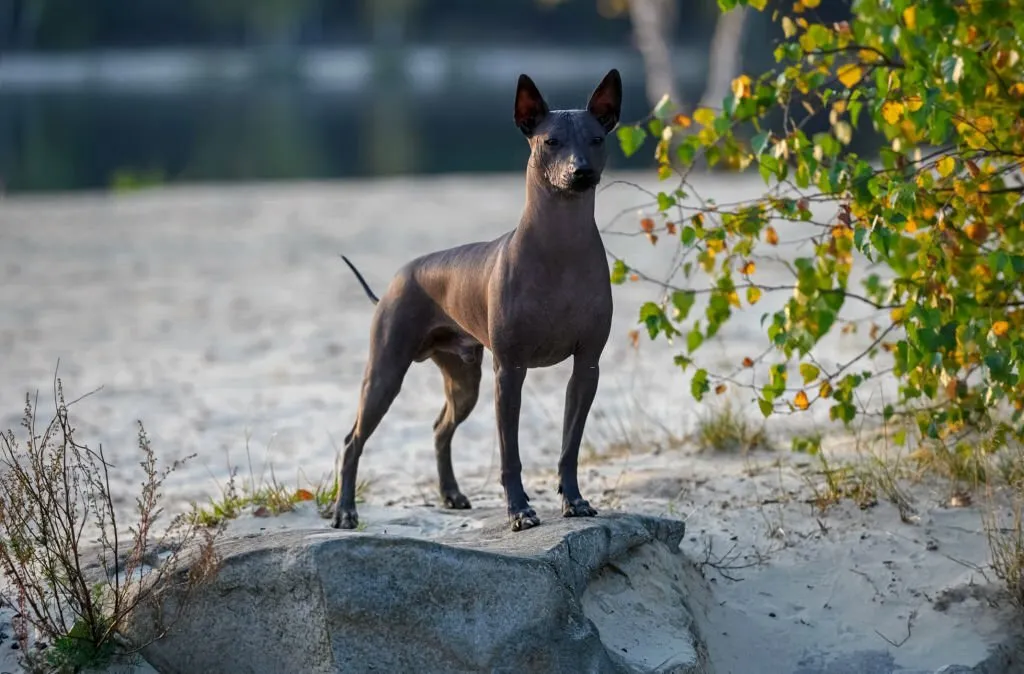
[332,343,414,530]
[430,346,483,509]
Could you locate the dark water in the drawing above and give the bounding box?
[0,78,662,193]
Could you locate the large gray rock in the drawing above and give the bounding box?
[127,509,706,674]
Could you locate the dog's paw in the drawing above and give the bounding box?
[562,498,598,518]
[331,508,359,530]
[442,491,472,510]
[509,508,541,532]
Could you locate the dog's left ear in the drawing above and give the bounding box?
[587,69,622,134]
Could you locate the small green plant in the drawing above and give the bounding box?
[694,401,770,453]
[792,433,878,513]
[0,376,221,672]
[192,453,371,527]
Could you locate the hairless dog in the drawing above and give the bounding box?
[334,69,621,532]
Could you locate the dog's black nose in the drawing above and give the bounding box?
[573,167,595,179]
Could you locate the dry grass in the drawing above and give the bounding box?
[581,395,685,465]
[795,415,1024,607]
[0,374,221,672]
[694,401,771,454]
[983,497,1024,608]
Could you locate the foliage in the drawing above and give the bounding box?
[0,376,221,672]
[614,0,1024,453]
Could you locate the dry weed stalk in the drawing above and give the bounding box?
[0,374,221,671]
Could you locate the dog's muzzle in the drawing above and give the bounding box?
[567,168,599,192]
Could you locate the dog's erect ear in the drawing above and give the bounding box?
[514,74,549,136]
[587,69,622,133]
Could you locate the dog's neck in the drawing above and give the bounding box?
[514,165,598,254]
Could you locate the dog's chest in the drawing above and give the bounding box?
[495,259,612,365]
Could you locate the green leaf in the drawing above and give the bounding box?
[758,398,774,417]
[691,369,710,401]
[639,302,665,339]
[617,126,647,157]
[751,130,771,155]
[680,226,697,246]
[686,328,704,353]
[610,259,629,285]
[672,290,697,321]
[657,192,676,211]
[799,363,821,385]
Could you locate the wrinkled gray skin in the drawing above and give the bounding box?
[333,70,622,532]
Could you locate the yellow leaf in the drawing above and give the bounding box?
[905,218,918,234]
[1011,82,1024,98]
[727,291,741,308]
[674,114,692,128]
[693,108,716,127]
[294,489,315,502]
[881,101,904,125]
[803,0,821,7]
[794,391,810,410]
[974,116,995,132]
[764,226,780,245]
[747,286,763,305]
[837,64,863,88]
[834,120,852,145]
[741,260,757,275]
[906,96,924,112]
[993,320,1010,337]
[782,16,797,38]
[890,307,905,323]
[902,6,916,30]
[731,74,752,99]
[937,155,956,177]
[819,381,833,399]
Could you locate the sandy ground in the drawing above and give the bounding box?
[0,173,1020,672]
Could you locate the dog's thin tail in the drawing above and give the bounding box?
[339,255,380,305]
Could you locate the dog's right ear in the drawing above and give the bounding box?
[514,74,549,137]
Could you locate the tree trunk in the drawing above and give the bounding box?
[697,6,748,110]
[627,0,680,111]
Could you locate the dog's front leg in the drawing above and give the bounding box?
[494,361,540,531]
[558,357,600,517]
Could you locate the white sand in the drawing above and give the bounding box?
[0,174,1019,672]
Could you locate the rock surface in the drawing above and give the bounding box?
[126,510,705,674]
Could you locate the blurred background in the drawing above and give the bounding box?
[0,0,854,194]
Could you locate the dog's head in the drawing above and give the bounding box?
[514,69,622,196]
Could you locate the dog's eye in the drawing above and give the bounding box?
[544,138,560,147]
[591,136,604,145]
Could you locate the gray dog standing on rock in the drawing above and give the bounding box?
[333,69,622,532]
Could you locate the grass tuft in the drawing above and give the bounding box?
[694,401,771,453]
[192,443,371,527]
